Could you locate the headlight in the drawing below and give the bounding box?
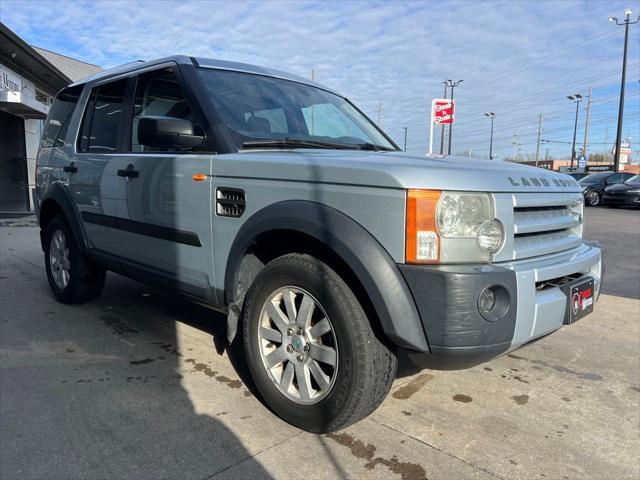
[627,189,640,194]
[437,192,492,237]
[406,190,503,264]
[477,219,504,252]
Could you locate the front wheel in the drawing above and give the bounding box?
[585,190,601,206]
[242,253,397,433]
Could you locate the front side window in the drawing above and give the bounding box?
[79,78,128,153]
[131,67,194,152]
[197,69,396,151]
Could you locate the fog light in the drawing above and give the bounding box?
[478,287,496,314]
[477,285,510,322]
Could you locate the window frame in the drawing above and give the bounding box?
[128,65,205,154]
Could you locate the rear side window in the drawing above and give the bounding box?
[40,85,83,148]
[78,78,128,153]
[130,67,194,152]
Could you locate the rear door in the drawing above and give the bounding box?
[105,65,216,299]
[72,77,132,251]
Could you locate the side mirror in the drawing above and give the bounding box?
[137,116,204,149]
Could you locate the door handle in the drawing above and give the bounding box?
[117,165,139,179]
[63,164,78,173]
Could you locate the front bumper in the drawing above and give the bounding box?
[603,192,640,206]
[399,242,603,369]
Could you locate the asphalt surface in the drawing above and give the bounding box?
[582,206,640,299]
[0,208,638,480]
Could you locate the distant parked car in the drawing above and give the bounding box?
[567,172,589,181]
[603,175,640,208]
[579,171,635,206]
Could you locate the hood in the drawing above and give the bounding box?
[215,150,581,193]
[606,182,638,192]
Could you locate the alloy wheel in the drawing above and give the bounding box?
[257,286,338,404]
[586,190,600,206]
[49,229,71,289]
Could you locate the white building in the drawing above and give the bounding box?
[0,22,101,212]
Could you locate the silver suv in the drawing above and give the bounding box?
[35,56,603,433]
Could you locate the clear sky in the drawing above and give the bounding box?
[1,0,638,160]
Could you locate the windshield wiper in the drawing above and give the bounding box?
[242,137,355,150]
[355,142,396,152]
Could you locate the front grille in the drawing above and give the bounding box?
[508,192,583,260]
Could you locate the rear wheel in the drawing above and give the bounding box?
[242,253,397,433]
[44,215,106,303]
[585,190,601,206]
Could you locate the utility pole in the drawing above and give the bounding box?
[377,102,383,126]
[535,113,543,167]
[567,93,583,171]
[582,85,592,157]
[603,123,609,160]
[609,9,640,172]
[446,79,463,155]
[403,127,407,152]
[545,148,549,161]
[512,135,519,161]
[439,81,448,155]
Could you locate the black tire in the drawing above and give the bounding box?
[242,253,397,433]
[44,214,106,303]
[585,190,601,207]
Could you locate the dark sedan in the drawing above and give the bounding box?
[603,175,640,208]
[579,171,636,206]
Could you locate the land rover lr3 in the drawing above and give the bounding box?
[35,56,603,433]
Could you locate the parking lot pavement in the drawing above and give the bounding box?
[583,207,640,300]
[0,209,638,480]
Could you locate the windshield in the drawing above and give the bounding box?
[626,175,640,185]
[197,68,397,151]
[579,172,611,184]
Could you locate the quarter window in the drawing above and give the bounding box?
[78,78,128,153]
[40,84,83,148]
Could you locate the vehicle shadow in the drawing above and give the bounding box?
[0,252,273,479]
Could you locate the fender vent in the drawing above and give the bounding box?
[216,188,246,217]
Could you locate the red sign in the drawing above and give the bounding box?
[432,99,454,125]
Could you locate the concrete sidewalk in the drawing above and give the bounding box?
[1,225,638,480]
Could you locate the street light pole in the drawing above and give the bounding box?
[446,79,463,155]
[567,93,583,171]
[403,127,407,152]
[484,112,495,159]
[609,9,639,172]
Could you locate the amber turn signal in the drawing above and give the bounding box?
[406,190,441,264]
[192,173,208,182]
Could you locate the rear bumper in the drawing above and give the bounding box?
[399,242,603,369]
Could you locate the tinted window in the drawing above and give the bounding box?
[40,85,83,148]
[607,174,623,184]
[79,78,128,153]
[131,67,193,152]
[626,175,640,185]
[579,172,611,184]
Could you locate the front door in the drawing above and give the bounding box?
[0,110,28,212]
[99,66,214,298]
